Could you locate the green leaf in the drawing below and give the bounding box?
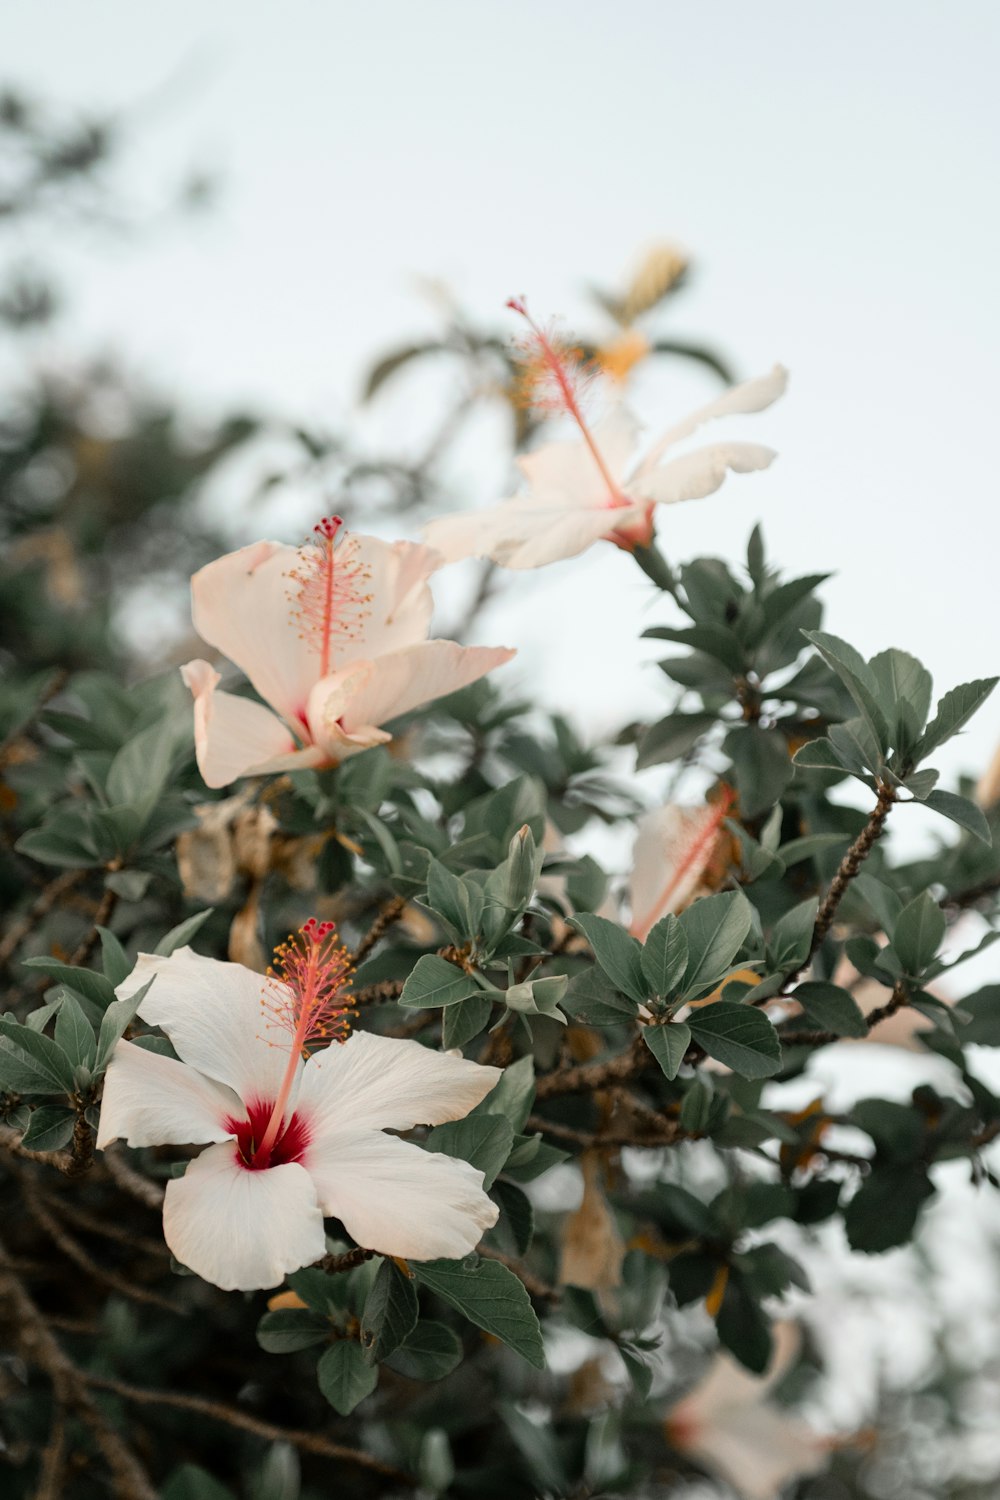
[563,967,639,1026]
[98,926,131,988]
[636,711,716,770]
[791,737,849,774]
[921,788,992,844]
[724,725,793,819]
[21,958,115,1009]
[918,677,998,759]
[686,1003,782,1079]
[768,898,817,970]
[162,1465,236,1500]
[844,1166,934,1253]
[869,648,933,757]
[384,1320,463,1382]
[413,1256,544,1367]
[54,990,96,1069]
[399,954,482,1009]
[677,892,753,1000]
[316,1341,378,1414]
[106,721,176,826]
[95,981,153,1071]
[802,631,890,749]
[716,1272,773,1374]
[569,914,649,1004]
[256,1308,332,1354]
[155,910,213,957]
[360,1259,419,1364]
[791,982,868,1038]
[643,1022,691,1080]
[640,915,689,998]
[20,1105,76,1152]
[473,1055,535,1133]
[491,1181,534,1256]
[892,890,946,975]
[0,1018,76,1094]
[441,993,493,1049]
[426,1115,514,1190]
[426,859,483,940]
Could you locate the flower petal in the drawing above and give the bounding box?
[333,536,441,666]
[517,406,640,504]
[495,505,647,569]
[163,1143,326,1291]
[636,364,788,476]
[628,801,730,940]
[632,442,777,506]
[310,641,514,739]
[191,540,320,727]
[294,1029,501,1134]
[97,1039,241,1149]
[303,1129,498,1260]
[181,660,325,789]
[116,947,297,1104]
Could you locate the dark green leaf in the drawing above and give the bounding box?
[892,891,946,975]
[643,1022,691,1080]
[400,954,482,1009]
[20,1105,75,1152]
[687,1003,782,1079]
[256,1308,332,1354]
[918,677,998,759]
[921,788,992,844]
[569,914,649,1004]
[426,1115,514,1190]
[792,982,867,1038]
[360,1259,419,1364]
[384,1320,464,1381]
[678,892,753,1000]
[413,1257,544,1367]
[844,1166,934,1252]
[316,1341,378,1414]
[640,915,689,998]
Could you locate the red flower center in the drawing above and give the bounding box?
[226,1099,310,1171]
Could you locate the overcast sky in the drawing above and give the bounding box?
[6,1,1000,805]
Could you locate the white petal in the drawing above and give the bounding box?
[97,1039,240,1149]
[181,660,325,789]
[682,1406,827,1500]
[495,505,646,569]
[636,365,788,475]
[116,947,297,1104]
[163,1143,326,1291]
[304,1129,498,1259]
[295,1029,501,1134]
[517,406,639,504]
[628,802,728,939]
[191,540,321,729]
[632,442,777,506]
[332,536,440,666]
[311,640,514,738]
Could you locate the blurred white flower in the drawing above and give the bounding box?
[665,1323,830,1500]
[423,299,786,570]
[98,931,501,1291]
[628,797,733,940]
[182,518,514,787]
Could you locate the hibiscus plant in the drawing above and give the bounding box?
[4,244,1000,1500]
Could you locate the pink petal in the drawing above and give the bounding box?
[517,406,640,504]
[304,1128,497,1260]
[163,1143,326,1291]
[333,536,440,665]
[116,947,298,1105]
[97,1039,241,1149]
[190,540,321,728]
[295,1030,501,1135]
[309,641,514,741]
[628,801,730,940]
[181,660,325,789]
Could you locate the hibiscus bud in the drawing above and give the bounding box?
[502,824,542,911]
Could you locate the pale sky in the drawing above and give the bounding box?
[6,0,1000,802]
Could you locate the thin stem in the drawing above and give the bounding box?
[82,1372,414,1484]
[811,782,896,954]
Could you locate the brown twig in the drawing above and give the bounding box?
[478,1245,561,1302]
[0,1238,159,1500]
[0,869,84,969]
[0,1114,94,1179]
[353,979,406,1006]
[22,1182,179,1315]
[811,783,896,954]
[31,1404,67,1500]
[525,1112,688,1151]
[68,884,118,968]
[351,895,407,965]
[82,1372,415,1484]
[535,1035,647,1100]
[102,1146,165,1210]
[780,978,910,1049]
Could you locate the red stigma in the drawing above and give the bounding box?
[314,514,344,541]
[226,1099,311,1171]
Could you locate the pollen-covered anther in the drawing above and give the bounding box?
[284,515,374,675]
[263,917,356,1054]
[507,297,597,418]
